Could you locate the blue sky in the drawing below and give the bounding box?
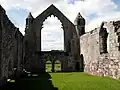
[1,0,120,51]
[114,0,120,5]
[7,8,28,25]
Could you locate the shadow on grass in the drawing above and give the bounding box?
[2,72,58,90]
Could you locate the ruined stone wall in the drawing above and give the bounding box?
[1,12,17,79]
[107,22,120,59]
[15,29,23,73]
[0,18,2,80]
[0,6,23,83]
[23,17,36,71]
[80,21,120,79]
[80,28,100,67]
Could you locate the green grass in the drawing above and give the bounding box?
[3,72,120,90]
[51,73,120,90]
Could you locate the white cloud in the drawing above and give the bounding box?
[1,0,120,50]
[1,0,118,31]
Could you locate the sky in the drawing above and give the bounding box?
[0,0,120,51]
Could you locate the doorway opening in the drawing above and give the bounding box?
[75,62,80,72]
[80,54,84,72]
[46,60,52,72]
[54,60,61,72]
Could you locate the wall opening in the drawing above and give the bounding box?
[45,60,52,72]
[54,60,61,72]
[80,54,84,72]
[75,62,80,71]
[41,15,64,51]
[117,36,120,51]
[107,33,109,53]
[103,24,110,53]
[45,54,53,72]
[99,24,108,54]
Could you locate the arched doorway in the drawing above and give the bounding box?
[45,60,52,72]
[45,54,53,72]
[54,60,61,72]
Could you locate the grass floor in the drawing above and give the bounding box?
[2,72,120,90]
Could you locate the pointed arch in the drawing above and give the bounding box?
[31,4,77,52]
[54,60,61,72]
[45,60,52,72]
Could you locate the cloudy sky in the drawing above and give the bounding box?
[0,0,120,51]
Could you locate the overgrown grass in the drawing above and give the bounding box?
[2,72,120,90]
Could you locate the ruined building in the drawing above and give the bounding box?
[81,21,120,79]
[23,4,80,73]
[0,4,120,86]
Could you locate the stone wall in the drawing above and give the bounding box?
[0,6,16,79]
[0,12,2,81]
[80,28,100,67]
[14,29,23,74]
[80,21,120,79]
[0,5,23,85]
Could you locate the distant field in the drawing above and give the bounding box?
[4,72,120,90]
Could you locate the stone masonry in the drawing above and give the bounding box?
[80,21,120,79]
[0,5,23,86]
